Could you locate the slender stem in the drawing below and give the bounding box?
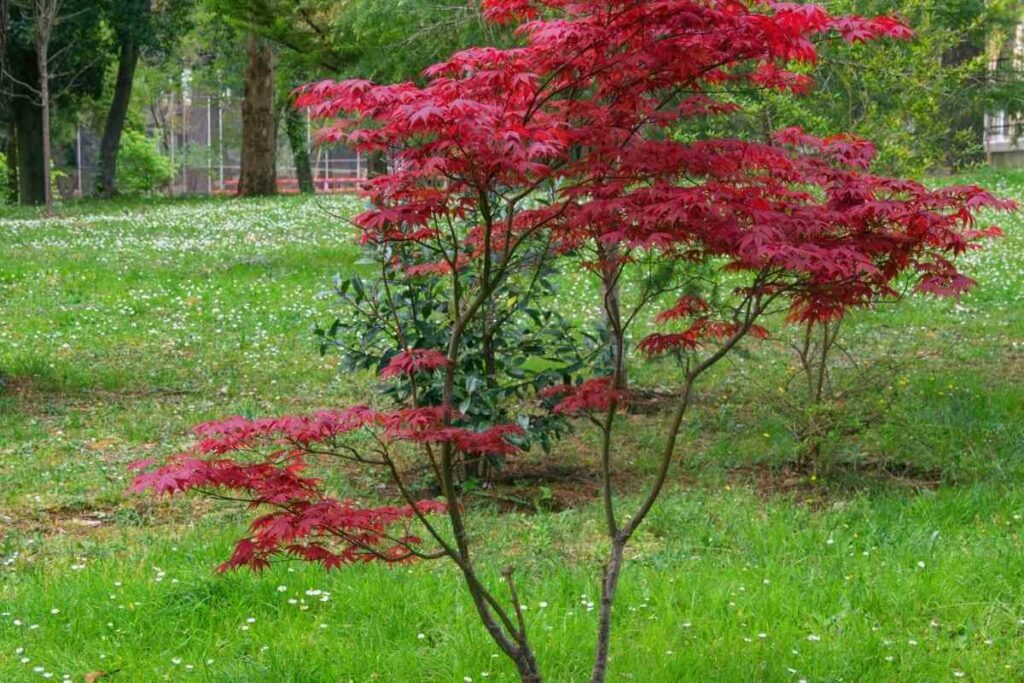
[589,539,626,683]
[599,401,619,538]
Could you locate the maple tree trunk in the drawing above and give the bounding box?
[97,31,140,197]
[597,243,627,389]
[590,539,626,683]
[239,33,276,196]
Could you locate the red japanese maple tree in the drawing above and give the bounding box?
[131,2,1012,681]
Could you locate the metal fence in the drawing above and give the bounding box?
[64,92,365,198]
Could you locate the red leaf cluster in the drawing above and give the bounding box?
[292,0,1009,324]
[379,349,451,379]
[130,404,526,570]
[540,377,629,415]
[639,319,770,357]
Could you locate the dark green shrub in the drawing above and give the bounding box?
[116,131,173,194]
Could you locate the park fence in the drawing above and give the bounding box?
[64,92,365,199]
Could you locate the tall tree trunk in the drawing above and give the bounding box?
[239,32,276,196]
[97,29,141,197]
[284,101,313,194]
[13,94,44,206]
[35,12,52,213]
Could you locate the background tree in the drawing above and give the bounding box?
[690,0,1023,173]
[238,30,276,196]
[208,0,507,82]
[281,90,313,193]
[30,0,60,213]
[1,0,107,205]
[94,0,193,197]
[0,0,16,203]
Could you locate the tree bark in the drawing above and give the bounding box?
[596,242,627,389]
[283,101,313,194]
[13,92,44,206]
[589,539,626,683]
[33,0,53,214]
[97,29,141,197]
[239,32,276,196]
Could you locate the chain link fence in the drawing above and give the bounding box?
[65,93,364,198]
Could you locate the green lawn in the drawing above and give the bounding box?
[1,175,1023,682]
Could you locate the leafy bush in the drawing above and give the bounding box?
[116,130,173,194]
[775,321,903,476]
[316,238,589,479]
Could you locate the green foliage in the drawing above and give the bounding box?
[204,0,510,83]
[329,0,510,82]
[115,131,173,194]
[769,322,903,476]
[689,0,1022,174]
[316,238,595,470]
[2,0,112,109]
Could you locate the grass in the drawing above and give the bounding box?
[1,176,1023,682]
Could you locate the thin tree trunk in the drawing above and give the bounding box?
[239,32,276,196]
[34,4,52,214]
[283,101,313,194]
[97,29,141,197]
[4,121,17,203]
[590,540,626,683]
[1,0,9,203]
[597,243,627,389]
[39,64,51,212]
